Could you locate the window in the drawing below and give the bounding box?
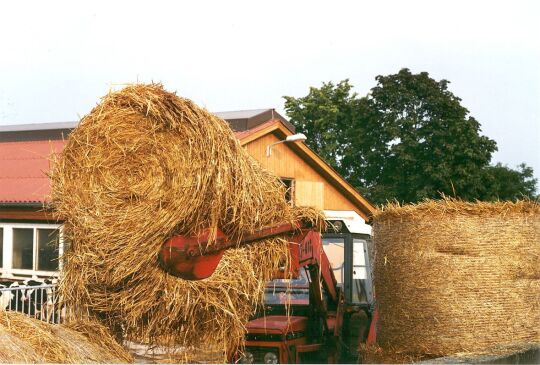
[352,238,369,303]
[37,229,60,271]
[322,237,345,284]
[265,268,309,305]
[4,225,60,275]
[280,178,295,204]
[13,228,33,269]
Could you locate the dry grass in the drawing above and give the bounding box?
[0,324,45,364]
[126,342,224,364]
[50,83,321,360]
[359,344,428,364]
[0,311,132,363]
[372,198,540,358]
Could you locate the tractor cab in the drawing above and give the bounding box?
[323,219,373,307]
[237,216,375,364]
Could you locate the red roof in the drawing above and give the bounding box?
[0,124,274,205]
[0,140,66,204]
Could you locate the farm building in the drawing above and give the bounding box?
[0,109,374,280]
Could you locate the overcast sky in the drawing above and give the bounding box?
[1,0,539,183]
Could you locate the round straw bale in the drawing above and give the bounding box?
[372,199,540,357]
[0,329,45,363]
[0,312,132,363]
[51,84,321,359]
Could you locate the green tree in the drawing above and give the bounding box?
[283,80,360,172]
[284,69,536,204]
[480,163,538,201]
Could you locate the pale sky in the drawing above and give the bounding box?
[1,0,539,183]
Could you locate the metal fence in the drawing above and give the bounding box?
[0,284,65,324]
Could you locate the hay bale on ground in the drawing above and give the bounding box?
[359,344,427,364]
[51,83,321,360]
[0,312,132,363]
[126,341,223,364]
[0,328,44,364]
[372,199,540,358]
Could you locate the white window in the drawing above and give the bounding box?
[0,223,63,279]
[352,238,370,304]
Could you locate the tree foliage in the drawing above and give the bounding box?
[480,163,538,201]
[284,68,537,205]
[283,80,359,171]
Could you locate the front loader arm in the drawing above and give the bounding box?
[158,219,339,305]
[159,221,306,280]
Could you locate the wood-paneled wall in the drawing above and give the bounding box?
[244,134,360,214]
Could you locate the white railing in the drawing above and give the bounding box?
[0,284,65,324]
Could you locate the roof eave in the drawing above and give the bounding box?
[0,202,47,209]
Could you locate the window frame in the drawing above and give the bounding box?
[0,222,63,279]
[322,236,346,286]
[351,237,373,305]
[11,227,35,270]
[323,231,374,306]
[279,177,295,205]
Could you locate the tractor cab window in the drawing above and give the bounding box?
[265,268,309,305]
[352,238,370,304]
[322,237,345,285]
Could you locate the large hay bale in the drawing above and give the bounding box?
[51,84,320,360]
[0,312,132,363]
[372,199,540,357]
[0,328,44,363]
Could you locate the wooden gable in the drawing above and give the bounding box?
[238,121,375,220]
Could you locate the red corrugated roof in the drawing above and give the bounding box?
[0,140,66,204]
[0,124,270,204]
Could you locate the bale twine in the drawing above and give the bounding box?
[50,84,321,360]
[372,199,540,357]
[0,312,132,363]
